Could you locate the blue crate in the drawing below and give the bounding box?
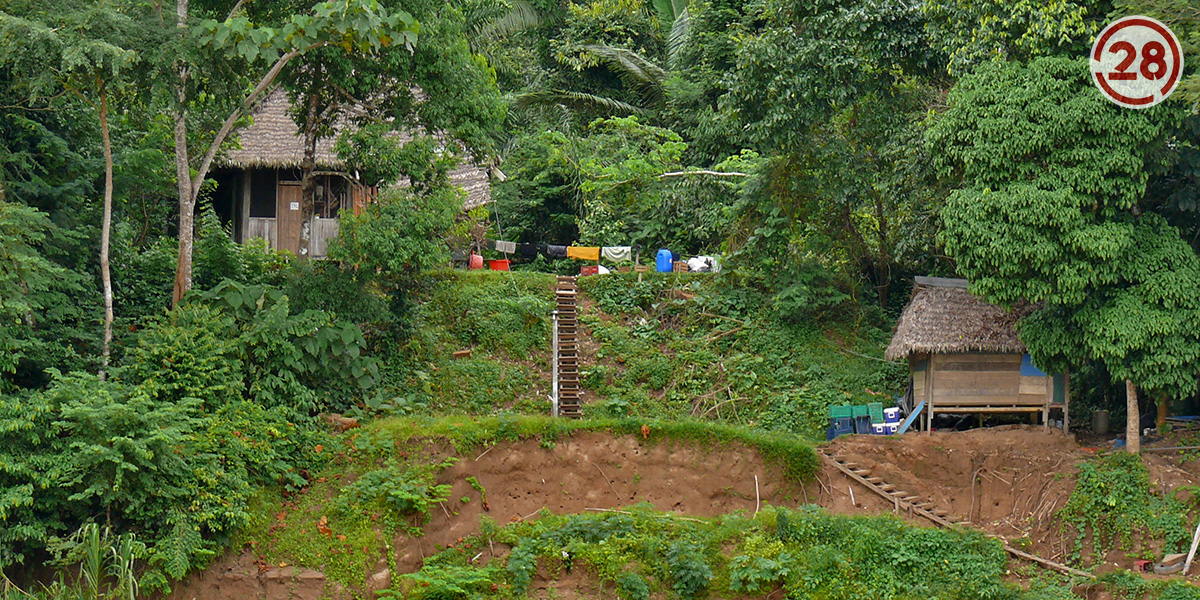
[827,417,855,440]
[853,415,872,434]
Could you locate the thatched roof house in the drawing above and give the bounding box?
[884,277,1033,361]
[887,276,1068,431]
[207,89,493,257]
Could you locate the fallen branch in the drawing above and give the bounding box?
[1004,546,1093,579]
[658,170,750,179]
[592,462,622,500]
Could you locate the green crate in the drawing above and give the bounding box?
[829,405,853,420]
[851,405,868,418]
[868,402,885,423]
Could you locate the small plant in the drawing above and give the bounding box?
[335,461,453,526]
[616,572,650,600]
[666,540,713,599]
[467,476,488,508]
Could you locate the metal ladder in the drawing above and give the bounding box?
[552,277,582,418]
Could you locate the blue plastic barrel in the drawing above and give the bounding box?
[656,249,672,272]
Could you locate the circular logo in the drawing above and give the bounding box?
[1090,16,1184,109]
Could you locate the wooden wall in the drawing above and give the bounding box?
[910,352,1067,430]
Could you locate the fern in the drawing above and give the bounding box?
[150,515,208,580]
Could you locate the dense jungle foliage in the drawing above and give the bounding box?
[1,0,1200,596]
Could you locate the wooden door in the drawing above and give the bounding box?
[276,182,302,255]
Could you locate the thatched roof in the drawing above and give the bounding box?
[221,89,492,209]
[884,277,1034,361]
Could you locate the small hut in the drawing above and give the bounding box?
[885,276,1069,431]
[207,89,493,258]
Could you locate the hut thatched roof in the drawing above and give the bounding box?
[220,88,492,209]
[884,277,1034,361]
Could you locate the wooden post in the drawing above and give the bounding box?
[1184,517,1200,575]
[926,355,935,432]
[239,170,251,243]
[551,310,559,418]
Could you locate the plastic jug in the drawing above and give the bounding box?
[656,249,672,273]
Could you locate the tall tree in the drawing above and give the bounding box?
[931,57,1200,453]
[165,0,419,303]
[277,0,505,258]
[720,0,944,307]
[0,2,138,377]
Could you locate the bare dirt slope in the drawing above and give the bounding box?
[815,425,1200,573]
[169,432,809,600]
[169,426,1200,600]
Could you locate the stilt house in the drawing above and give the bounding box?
[885,277,1069,431]
[206,89,492,258]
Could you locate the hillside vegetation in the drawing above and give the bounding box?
[2,0,1200,597]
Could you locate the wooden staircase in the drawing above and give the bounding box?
[820,448,966,527]
[554,277,582,418]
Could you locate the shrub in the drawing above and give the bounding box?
[190,280,381,415]
[0,368,325,585]
[335,460,453,528]
[1059,453,1192,562]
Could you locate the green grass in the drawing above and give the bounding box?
[576,272,904,439]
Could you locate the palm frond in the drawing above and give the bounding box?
[666,5,691,69]
[650,0,676,24]
[579,44,667,105]
[510,90,647,116]
[474,0,542,44]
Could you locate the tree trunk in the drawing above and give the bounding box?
[297,92,319,259]
[1156,396,1168,429]
[98,85,115,380]
[172,0,192,306]
[1126,379,1140,454]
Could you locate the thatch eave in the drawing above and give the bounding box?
[884,278,1034,361]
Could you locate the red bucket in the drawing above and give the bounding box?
[489,259,510,271]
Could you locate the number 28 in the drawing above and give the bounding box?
[1108,40,1168,81]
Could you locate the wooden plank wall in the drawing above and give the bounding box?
[247,217,277,248]
[910,352,1066,430]
[310,217,339,258]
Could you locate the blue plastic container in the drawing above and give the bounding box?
[826,418,855,440]
[656,249,673,273]
[853,415,872,434]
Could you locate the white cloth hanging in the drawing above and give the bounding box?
[601,246,632,261]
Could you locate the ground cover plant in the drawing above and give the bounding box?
[395,504,1068,600]
[577,272,904,438]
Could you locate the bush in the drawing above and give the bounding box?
[120,304,242,410]
[334,460,453,528]
[189,280,381,415]
[0,370,324,584]
[1059,453,1193,562]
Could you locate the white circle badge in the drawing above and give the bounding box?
[1090,16,1184,109]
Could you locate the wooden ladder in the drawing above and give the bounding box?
[554,277,582,418]
[820,448,966,527]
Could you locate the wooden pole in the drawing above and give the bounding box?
[1184,517,1200,575]
[551,310,559,417]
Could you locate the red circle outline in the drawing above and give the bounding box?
[1091,17,1183,107]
